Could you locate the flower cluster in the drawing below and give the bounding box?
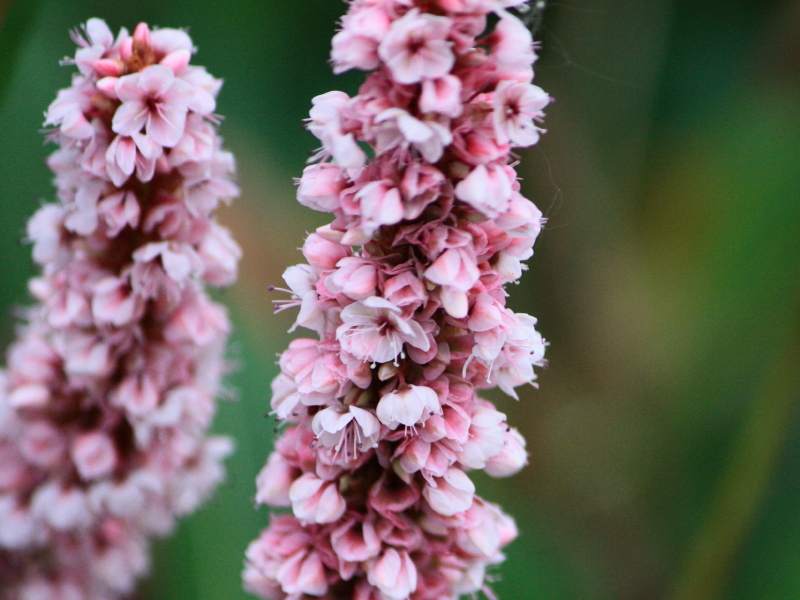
[0,20,240,599]
[244,1,549,599]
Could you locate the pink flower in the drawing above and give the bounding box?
[494,191,545,239]
[331,5,392,74]
[307,91,366,170]
[302,233,351,271]
[97,190,141,237]
[376,385,441,430]
[383,271,428,309]
[296,163,348,212]
[197,221,242,287]
[374,108,453,163]
[325,256,379,301]
[355,180,404,236]
[490,313,546,398]
[289,473,347,524]
[399,162,446,220]
[456,405,506,470]
[45,83,95,139]
[423,467,475,517]
[331,516,382,562]
[71,431,118,480]
[424,246,480,293]
[420,75,463,117]
[280,338,343,405]
[367,548,418,600]
[104,132,161,186]
[492,80,550,147]
[337,296,430,364]
[312,404,381,460]
[454,162,515,218]
[486,14,537,82]
[92,276,142,326]
[277,549,329,596]
[484,426,528,477]
[378,9,455,84]
[112,64,193,147]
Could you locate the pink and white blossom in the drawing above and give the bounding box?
[376,385,441,430]
[492,80,550,146]
[0,20,238,599]
[247,1,551,598]
[378,9,455,85]
[337,296,430,365]
[312,405,381,460]
[289,473,347,525]
[112,64,193,147]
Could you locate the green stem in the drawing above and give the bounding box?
[669,311,800,600]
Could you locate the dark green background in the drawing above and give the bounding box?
[1,1,799,599]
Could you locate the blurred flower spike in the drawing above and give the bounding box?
[243,0,550,599]
[0,19,240,599]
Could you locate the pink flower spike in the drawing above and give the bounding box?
[1,19,239,597]
[245,1,552,596]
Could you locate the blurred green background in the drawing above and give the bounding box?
[1,0,799,599]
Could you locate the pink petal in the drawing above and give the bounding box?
[114,73,145,102]
[137,64,175,97]
[112,100,148,137]
[146,103,188,147]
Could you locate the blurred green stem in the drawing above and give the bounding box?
[669,306,800,600]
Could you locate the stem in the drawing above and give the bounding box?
[669,310,800,600]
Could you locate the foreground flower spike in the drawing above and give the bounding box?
[244,1,549,599]
[0,19,240,599]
